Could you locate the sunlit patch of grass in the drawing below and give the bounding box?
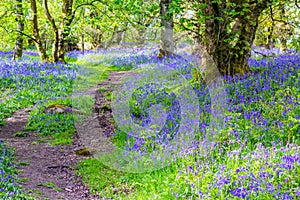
[50,130,74,146]
[72,65,109,92]
[76,157,180,199]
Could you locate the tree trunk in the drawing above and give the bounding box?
[116,30,125,45]
[91,27,103,49]
[136,27,146,47]
[192,36,203,56]
[57,0,74,63]
[44,0,74,63]
[81,8,85,54]
[90,12,103,49]
[266,26,274,49]
[43,0,59,62]
[81,33,84,54]
[158,0,174,58]
[280,38,287,52]
[13,0,24,60]
[105,25,127,48]
[266,5,275,50]
[30,0,48,61]
[122,30,127,44]
[190,19,203,56]
[279,7,288,52]
[105,26,117,48]
[201,1,270,76]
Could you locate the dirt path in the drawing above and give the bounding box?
[77,70,138,154]
[0,70,137,200]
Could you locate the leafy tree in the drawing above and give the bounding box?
[173,0,298,76]
[255,0,299,51]
[199,0,274,76]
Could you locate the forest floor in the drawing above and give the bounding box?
[0,70,137,200]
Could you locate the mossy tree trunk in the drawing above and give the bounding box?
[200,0,270,76]
[57,0,74,63]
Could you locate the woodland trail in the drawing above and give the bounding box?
[0,70,137,200]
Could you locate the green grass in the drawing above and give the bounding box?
[18,161,28,166]
[13,131,28,137]
[25,95,94,145]
[43,182,62,192]
[18,177,30,183]
[73,65,109,92]
[76,158,179,199]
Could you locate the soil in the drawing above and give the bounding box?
[0,70,137,200]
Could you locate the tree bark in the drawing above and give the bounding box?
[279,8,288,52]
[105,26,127,48]
[13,0,24,60]
[81,8,85,54]
[136,27,146,47]
[158,0,174,58]
[266,26,274,49]
[57,0,74,62]
[201,0,270,76]
[116,30,125,45]
[105,26,118,48]
[43,0,59,62]
[191,22,203,56]
[91,27,103,49]
[30,0,48,61]
[266,5,275,49]
[44,0,74,62]
[89,11,103,49]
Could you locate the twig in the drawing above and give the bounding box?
[252,50,275,58]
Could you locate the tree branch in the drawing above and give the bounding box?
[252,49,275,58]
[0,24,39,44]
[0,11,7,20]
[43,0,58,31]
[296,0,300,9]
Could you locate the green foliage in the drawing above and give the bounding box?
[76,158,178,199]
[25,98,75,145]
[13,131,28,137]
[42,182,62,192]
[0,140,34,199]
